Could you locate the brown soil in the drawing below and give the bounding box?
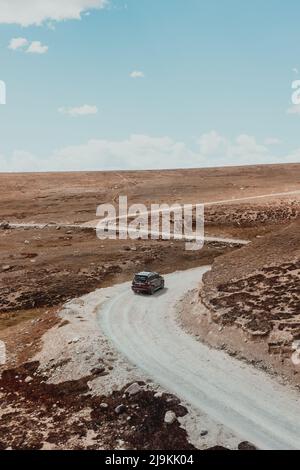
[0,164,299,224]
[199,218,300,383]
[0,164,298,450]
[0,225,232,317]
[0,361,195,450]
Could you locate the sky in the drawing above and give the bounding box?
[0,0,300,172]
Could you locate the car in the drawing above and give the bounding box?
[132,271,165,295]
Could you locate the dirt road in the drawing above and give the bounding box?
[98,267,300,450]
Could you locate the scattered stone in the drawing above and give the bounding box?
[100,403,109,409]
[68,337,81,344]
[91,366,106,376]
[1,265,12,272]
[164,410,177,424]
[116,439,125,447]
[0,221,10,230]
[115,404,126,415]
[124,382,142,396]
[24,376,33,384]
[238,441,257,450]
[24,240,30,244]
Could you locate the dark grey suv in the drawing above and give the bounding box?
[132,272,165,295]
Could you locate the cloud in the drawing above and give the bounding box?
[287,104,300,115]
[130,71,145,79]
[198,131,227,155]
[26,41,48,54]
[8,37,28,50]
[9,38,48,54]
[197,131,271,164]
[58,104,98,117]
[0,135,196,172]
[0,132,292,173]
[0,0,108,26]
[264,137,282,146]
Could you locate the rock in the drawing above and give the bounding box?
[292,340,300,351]
[24,376,33,383]
[200,429,208,437]
[0,221,10,230]
[115,404,126,415]
[238,441,257,450]
[24,240,30,244]
[1,265,11,272]
[117,439,125,447]
[164,410,177,424]
[100,403,109,409]
[68,337,80,344]
[124,382,142,396]
[91,366,106,376]
[154,392,163,398]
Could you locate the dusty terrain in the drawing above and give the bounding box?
[98,268,300,450]
[1,164,299,322]
[0,163,299,450]
[0,277,244,451]
[181,218,300,385]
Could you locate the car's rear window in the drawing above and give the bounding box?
[134,275,149,282]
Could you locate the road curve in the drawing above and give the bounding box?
[98,267,300,450]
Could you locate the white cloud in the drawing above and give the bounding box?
[58,104,98,117]
[198,131,227,155]
[8,37,28,50]
[197,131,271,164]
[0,132,292,173]
[264,137,282,146]
[26,41,48,54]
[130,71,145,79]
[0,0,108,26]
[9,38,48,54]
[287,104,300,115]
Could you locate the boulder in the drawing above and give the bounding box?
[164,410,177,424]
[124,382,142,396]
[115,404,126,415]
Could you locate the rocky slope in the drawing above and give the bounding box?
[201,218,300,372]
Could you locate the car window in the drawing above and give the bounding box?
[134,275,148,282]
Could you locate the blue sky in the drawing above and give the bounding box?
[0,0,300,171]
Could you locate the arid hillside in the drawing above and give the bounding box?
[199,218,300,381]
[0,164,299,224]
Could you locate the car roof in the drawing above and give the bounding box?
[136,271,159,277]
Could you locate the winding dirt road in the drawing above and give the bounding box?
[98,267,300,450]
